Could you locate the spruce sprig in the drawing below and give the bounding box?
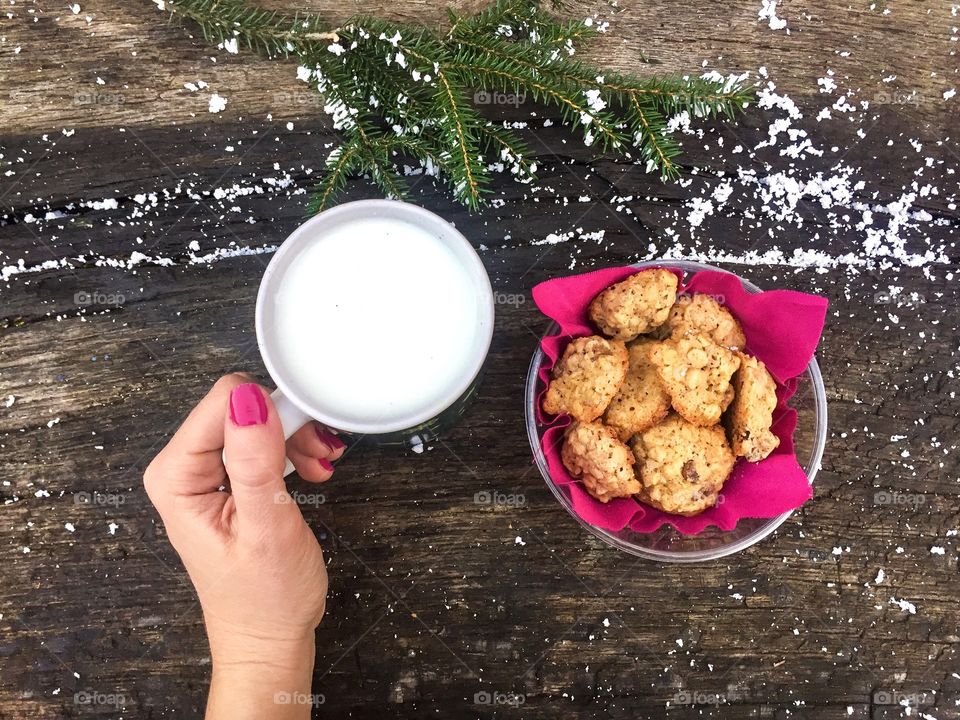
[162,0,754,212]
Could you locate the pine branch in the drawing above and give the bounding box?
[342,18,493,209]
[623,92,681,179]
[167,0,335,57]
[454,33,749,118]
[603,74,753,117]
[478,123,535,179]
[449,49,627,150]
[160,0,755,213]
[308,139,363,215]
[434,72,488,209]
[449,0,596,49]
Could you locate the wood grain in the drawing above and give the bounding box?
[1,0,959,718]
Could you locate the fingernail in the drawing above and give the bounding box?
[318,458,335,473]
[315,426,346,451]
[229,384,268,426]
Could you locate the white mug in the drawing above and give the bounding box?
[254,199,494,472]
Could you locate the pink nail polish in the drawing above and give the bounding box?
[229,384,268,426]
[318,458,335,473]
[315,426,346,451]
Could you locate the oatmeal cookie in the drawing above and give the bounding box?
[728,353,780,461]
[588,269,679,341]
[630,414,735,516]
[603,340,671,440]
[543,336,628,422]
[561,421,640,503]
[650,333,741,426]
[657,293,747,350]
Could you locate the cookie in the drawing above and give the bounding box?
[543,335,629,422]
[561,421,640,503]
[602,339,671,440]
[650,333,741,426]
[727,353,780,461]
[630,414,735,516]
[657,293,747,350]
[588,269,679,341]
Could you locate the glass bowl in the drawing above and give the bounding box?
[524,260,827,563]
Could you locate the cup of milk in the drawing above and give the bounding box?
[256,199,494,454]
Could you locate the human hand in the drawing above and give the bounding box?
[144,374,345,717]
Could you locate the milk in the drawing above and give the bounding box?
[261,216,489,429]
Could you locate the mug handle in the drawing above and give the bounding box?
[271,387,312,477]
[221,387,311,478]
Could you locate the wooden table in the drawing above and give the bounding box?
[2,1,958,718]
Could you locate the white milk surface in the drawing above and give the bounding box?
[264,216,486,429]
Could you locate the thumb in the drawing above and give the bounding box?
[223,383,296,528]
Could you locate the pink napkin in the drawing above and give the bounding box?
[532,265,828,535]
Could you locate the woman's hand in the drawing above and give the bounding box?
[143,374,345,719]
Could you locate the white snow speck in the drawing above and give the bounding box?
[208,93,227,113]
[817,75,837,93]
[686,197,714,227]
[889,597,917,614]
[758,0,788,30]
[712,182,734,204]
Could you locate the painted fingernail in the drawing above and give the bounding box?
[315,426,346,451]
[318,458,335,473]
[229,384,268,426]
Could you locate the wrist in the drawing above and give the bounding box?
[205,627,317,720]
[207,621,316,672]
